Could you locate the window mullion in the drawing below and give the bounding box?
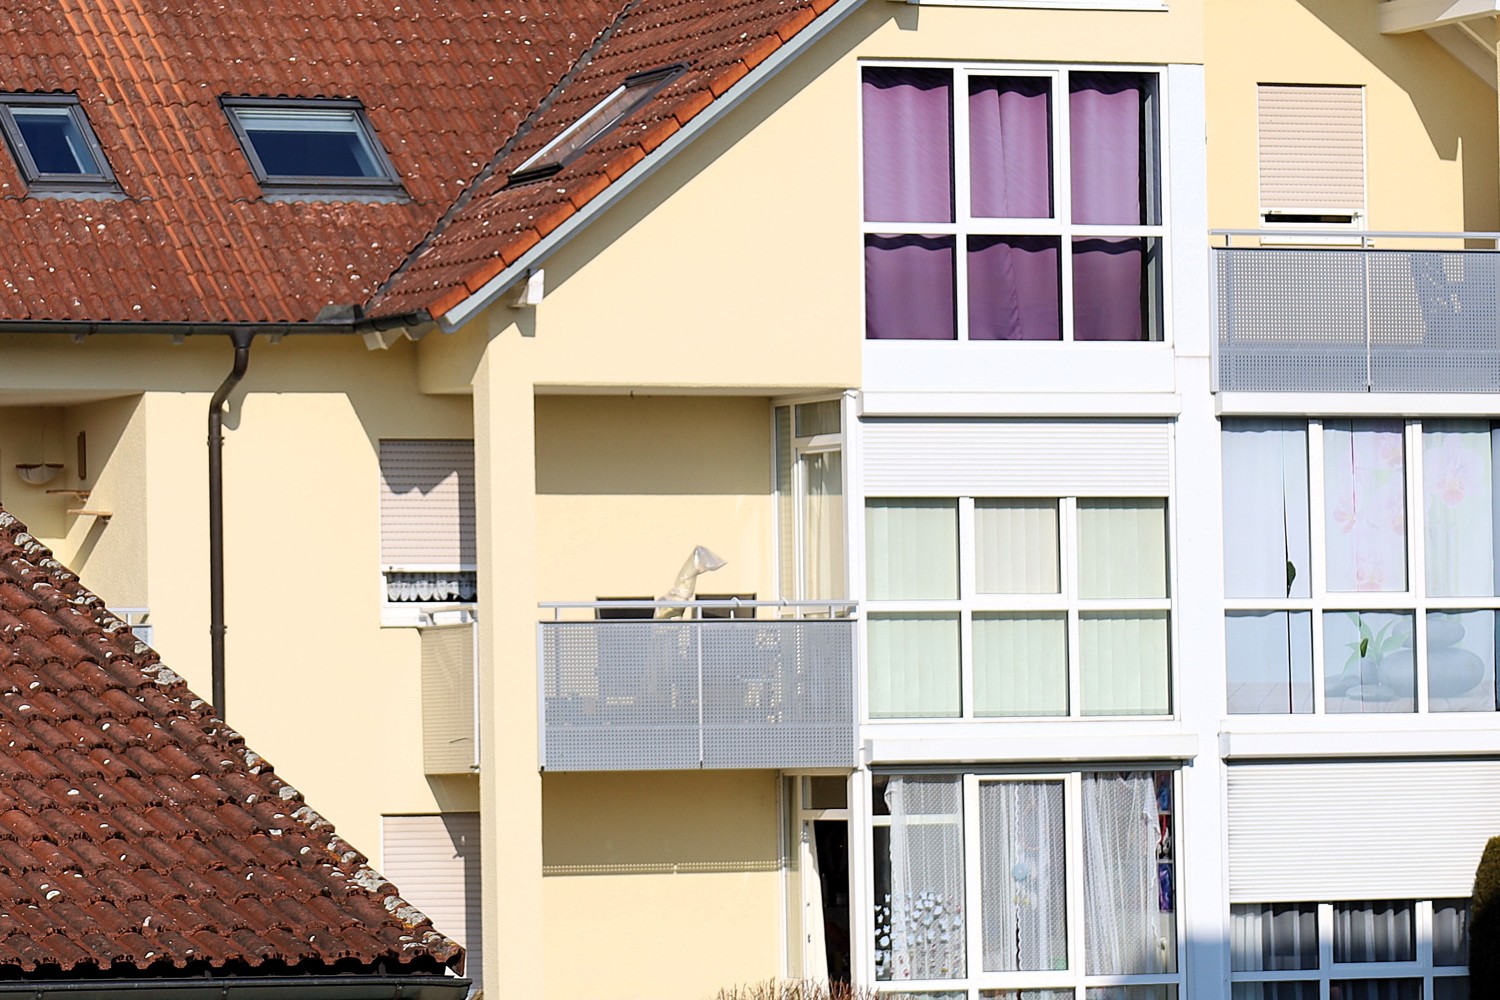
[1308,420,1329,715]
[1063,497,1082,717]
[1319,901,1334,1000]
[1409,419,1430,713]
[1065,772,1086,987]
[953,68,972,343]
[959,496,977,719]
[962,773,982,990]
[1054,69,1075,343]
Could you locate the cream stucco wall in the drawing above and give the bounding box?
[542,771,782,1000]
[1206,0,1498,233]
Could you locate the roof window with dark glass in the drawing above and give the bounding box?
[222,98,402,196]
[0,94,118,194]
[507,64,688,186]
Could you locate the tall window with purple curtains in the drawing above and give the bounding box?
[862,66,1162,342]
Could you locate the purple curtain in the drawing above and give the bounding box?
[866,234,956,340]
[969,77,1052,219]
[1073,237,1149,342]
[862,67,953,223]
[968,236,1060,341]
[1070,73,1147,226]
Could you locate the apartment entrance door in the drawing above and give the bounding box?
[787,775,850,984]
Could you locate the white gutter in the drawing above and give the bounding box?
[438,0,869,332]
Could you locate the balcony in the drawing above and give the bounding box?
[538,600,856,771]
[1214,231,1500,393]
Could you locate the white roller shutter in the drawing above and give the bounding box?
[379,440,477,569]
[862,420,1171,496]
[1227,760,1500,901]
[383,813,483,989]
[1257,84,1365,216]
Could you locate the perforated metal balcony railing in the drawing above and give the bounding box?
[538,600,856,771]
[1214,231,1500,392]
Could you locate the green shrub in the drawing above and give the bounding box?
[1473,835,1500,991]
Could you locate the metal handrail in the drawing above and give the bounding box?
[1212,228,1500,246]
[538,598,858,620]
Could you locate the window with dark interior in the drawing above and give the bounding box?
[0,94,116,193]
[222,98,401,194]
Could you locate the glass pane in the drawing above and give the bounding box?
[806,776,847,810]
[969,75,1052,218]
[868,613,961,718]
[867,500,959,599]
[880,776,965,981]
[775,407,794,599]
[1428,611,1496,712]
[1078,499,1168,598]
[801,451,845,601]
[862,67,953,223]
[975,613,1067,717]
[1226,611,1314,715]
[1432,978,1468,1000]
[1085,984,1177,999]
[1433,899,1470,966]
[976,500,1060,593]
[980,780,1068,972]
[1082,772,1175,975]
[1070,72,1154,226]
[1230,903,1319,971]
[1222,420,1312,599]
[1072,237,1158,342]
[982,992,1075,1000]
[1230,985,1319,1000]
[13,107,99,174]
[794,400,842,438]
[1423,421,1499,598]
[968,236,1062,341]
[237,108,382,178]
[1324,611,1415,713]
[866,234,957,340]
[1080,612,1169,715]
[1333,900,1415,963]
[1324,420,1407,593]
[1328,980,1419,1000]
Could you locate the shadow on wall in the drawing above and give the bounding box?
[541,770,781,876]
[1295,0,1500,232]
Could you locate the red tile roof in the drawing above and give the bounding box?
[0,506,462,979]
[0,0,842,328]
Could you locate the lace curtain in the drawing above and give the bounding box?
[885,775,966,980]
[385,570,477,603]
[1082,771,1167,976]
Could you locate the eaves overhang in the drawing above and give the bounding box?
[0,975,470,1000]
[0,312,435,349]
[433,0,869,333]
[1380,0,1499,88]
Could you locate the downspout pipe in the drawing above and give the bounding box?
[208,330,254,718]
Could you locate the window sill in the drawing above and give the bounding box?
[381,604,477,628]
[1220,720,1500,760]
[864,720,1197,765]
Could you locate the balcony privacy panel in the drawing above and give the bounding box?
[421,624,476,775]
[1216,248,1500,392]
[540,619,855,770]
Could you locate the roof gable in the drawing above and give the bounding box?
[0,507,461,981]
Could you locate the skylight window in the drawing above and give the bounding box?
[508,64,688,186]
[222,98,401,194]
[0,94,116,193]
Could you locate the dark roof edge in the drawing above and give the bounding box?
[434,0,865,333]
[0,975,469,999]
[0,312,433,343]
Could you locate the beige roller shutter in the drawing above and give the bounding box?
[862,419,1171,496]
[383,813,482,990]
[1227,760,1500,901]
[422,623,477,775]
[1257,84,1365,216]
[379,439,477,570]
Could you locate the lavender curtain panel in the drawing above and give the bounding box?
[866,234,956,340]
[1069,72,1148,226]
[863,67,953,223]
[969,76,1052,219]
[968,236,1060,341]
[1073,237,1148,341]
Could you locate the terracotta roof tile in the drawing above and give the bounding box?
[0,507,462,979]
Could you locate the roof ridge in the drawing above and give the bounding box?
[366,0,643,314]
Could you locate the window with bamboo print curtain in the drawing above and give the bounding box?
[865,496,1171,719]
[1222,418,1500,715]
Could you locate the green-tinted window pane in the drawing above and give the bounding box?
[974,613,1067,716]
[868,613,960,718]
[976,499,1060,594]
[1080,611,1169,715]
[1078,498,1168,598]
[867,499,958,599]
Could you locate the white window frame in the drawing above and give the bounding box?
[859,61,1168,343]
[864,495,1174,720]
[867,769,1182,997]
[775,396,849,602]
[1223,417,1500,717]
[1228,899,1468,998]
